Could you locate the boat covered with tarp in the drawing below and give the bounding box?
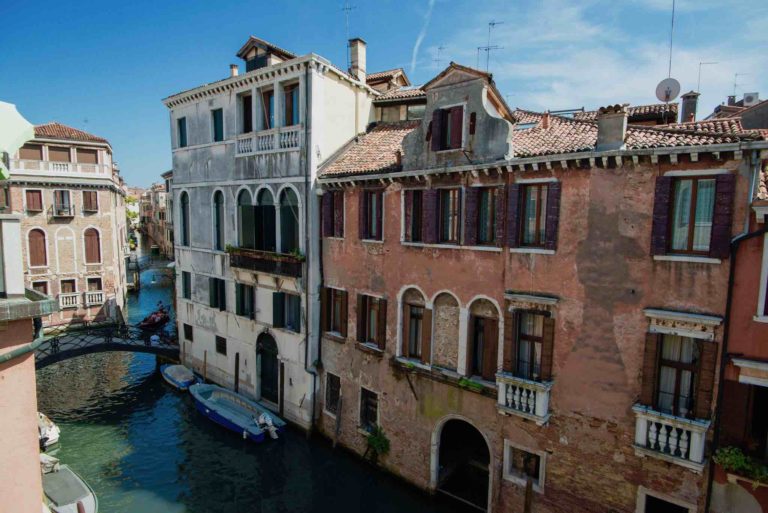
[160,364,197,391]
[42,459,98,513]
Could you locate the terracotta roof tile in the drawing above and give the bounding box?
[574,103,678,121]
[320,121,419,177]
[34,122,108,144]
[663,118,745,134]
[374,87,426,102]
[366,68,404,83]
[757,167,768,201]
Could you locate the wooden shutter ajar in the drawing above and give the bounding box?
[540,317,555,381]
[322,192,333,237]
[402,303,411,357]
[422,189,439,244]
[463,187,479,246]
[695,341,718,420]
[503,309,517,373]
[650,176,673,255]
[404,190,414,242]
[377,298,388,350]
[494,186,506,247]
[339,290,349,337]
[640,333,661,407]
[358,191,367,240]
[333,191,344,237]
[481,318,498,381]
[450,106,464,149]
[506,184,521,247]
[421,308,432,365]
[710,174,735,259]
[544,182,561,251]
[356,294,365,342]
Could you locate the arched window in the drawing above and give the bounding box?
[401,288,430,363]
[84,228,101,263]
[28,229,47,267]
[237,190,254,249]
[180,192,190,246]
[213,191,224,251]
[255,189,275,252]
[468,298,499,381]
[280,188,299,254]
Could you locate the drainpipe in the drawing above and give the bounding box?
[705,151,766,512]
[0,335,43,364]
[302,62,318,433]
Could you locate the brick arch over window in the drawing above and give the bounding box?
[84,228,101,263]
[432,292,460,371]
[401,288,430,362]
[28,228,47,267]
[467,298,500,380]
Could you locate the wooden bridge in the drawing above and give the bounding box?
[35,321,179,369]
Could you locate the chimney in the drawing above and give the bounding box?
[596,104,628,152]
[680,91,700,123]
[349,38,367,82]
[229,64,239,77]
[540,111,550,129]
[727,95,736,106]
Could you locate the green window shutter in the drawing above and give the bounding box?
[273,292,285,328]
[209,277,216,307]
[235,284,243,315]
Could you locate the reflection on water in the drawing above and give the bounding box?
[36,265,470,513]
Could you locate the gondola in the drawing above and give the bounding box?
[138,310,169,330]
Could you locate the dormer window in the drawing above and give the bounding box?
[430,106,463,151]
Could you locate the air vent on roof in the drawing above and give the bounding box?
[743,92,759,107]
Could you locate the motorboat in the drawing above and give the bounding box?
[38,412,60,450]
[41,458,98,513]
[189,383,286,442]
[160,364,197,391]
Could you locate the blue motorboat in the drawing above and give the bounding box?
[160,364,197,391]
[189,384,286,442]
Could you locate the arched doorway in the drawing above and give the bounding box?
[257,332,279,405]
[435,418,491,511]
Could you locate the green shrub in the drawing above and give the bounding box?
[714,446,768,486]
[366,426,390,463]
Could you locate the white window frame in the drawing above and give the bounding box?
[210,107,225,143]
[325,286,347,337]
[361,189,385,244]
[502,439,546,493]
[59,278,78,294]
[635,486,695,513]
[323,372,342,418]
[82,226,103,264]
[86,276,103,292]
[23,188,45,212]
[82,190,99,213]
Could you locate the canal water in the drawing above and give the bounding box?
[36,260,469,512]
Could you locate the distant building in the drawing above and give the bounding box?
[3,123,128,326]
[140,180,172,258]
[704,91,768,129]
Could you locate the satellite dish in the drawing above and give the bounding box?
[656,78,681,103]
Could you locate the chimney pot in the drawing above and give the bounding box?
[541,111,550,129]
[229,64,239,77]
[349,38,367,82]
[680,91,700,123]
[596,104,628,152]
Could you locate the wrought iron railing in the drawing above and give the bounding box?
[228,247,303,278]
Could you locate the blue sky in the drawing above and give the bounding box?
[1,0,766,187]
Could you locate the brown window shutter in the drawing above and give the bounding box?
[26,190,42,211]
[464,187,479,246]
[430,110,442,151]
[421,308,432,364]
[28,230,47,267]
[450,106,464,149]
[422,189,439,244]
[502,309,517,373]
[356,294,365,342]
[650,176,673,255]
[339,290,349,337]
[320,287,329,332]
[333,191,344,237]
[84,229,100,263]
[709,174,736,259]
[375,191,383,240]
[402,303,411,356]
[506,184,521,247]
[494,186,506,247]
[377,298,388,350]
[322,192,333,237]
[695,341,718,420]
[482,318,498,381]
[358,191,367,240]
[404,190,414,241]
[544,182,561,251]
[640,333,661,407]
[540,317,555,381]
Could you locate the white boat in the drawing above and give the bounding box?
[160,364,198,391]
[41,459,98,513]
[38,412,60,450]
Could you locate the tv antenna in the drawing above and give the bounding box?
[341,2,357,68]
[478,20,504,72]
[697,61,718,92]
[733,73,750,96]
[667,0,676,77]
[433,45,446,69]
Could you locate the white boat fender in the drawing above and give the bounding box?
[150,335,160,346]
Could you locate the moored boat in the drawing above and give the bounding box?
[42,463,98,513]
[38,412,60,450]
[189,383,286,442]
[160,364,197,391]
[138,309,169,330]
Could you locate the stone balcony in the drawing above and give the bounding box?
[235,125,302,156]
[496,372,552,425]
[632,404,711,472]
[10,158,112,176]
[84,290,105,306]
[228,247,303,278]
[58,293,80,309]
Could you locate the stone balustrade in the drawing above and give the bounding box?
[496,372,552,425]
[234,125,302,156]
[59,293,80,309]
[632,404,711,472]
[85,291,105,306]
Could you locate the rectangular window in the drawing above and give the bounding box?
[406,190,424,242]
[181,271,191,300]
[431,106,463,151]
[477,187,496,245]
[53,190,72,216]
[215,336,227,356]
[82,191,98,212]
[439,189,461,243]
[183,323,193,342]
[330,191,344,238]
[362,190,383,241]
[670,177,716,254]
[60,279,76,294]
[273,292,301,332]
[242,94,253,133]
[49,146,71,162]
[25,190,43,211]
[211,108,224,142]
[0,187,8,211]
[19,143,43,160]
[516,313,544,381]
[357,294,387,349]
[208,277,226,311]
[359,387,378,432]
[262,90,274,129]
[77,148,98,164]
[504,443,543,490]
[32,281,48,295]
[322,288,348,336]
[325,373,341,416]
[284,85,299,126]
[177,117,187,148]
[331,289,344,333]
[521,184,548,247]
[470,315,498,381]
[657,335,700,418]
[407,305,424,359]
[235,283,255,319]
[407,104,426,120]
[87,277,102,291]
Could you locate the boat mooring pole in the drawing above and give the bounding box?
[203,350,208,382]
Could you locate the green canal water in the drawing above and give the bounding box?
[36,265,470,513]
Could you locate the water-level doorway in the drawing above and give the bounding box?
[435,418,491,512]
[257,332,279,405]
